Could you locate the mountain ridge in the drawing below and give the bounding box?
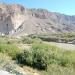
[0,3,75,36]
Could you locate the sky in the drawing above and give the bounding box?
[0,0,75,15]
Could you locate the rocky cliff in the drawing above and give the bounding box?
[0,3,75,36]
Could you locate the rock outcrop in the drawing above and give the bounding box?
[0,3,75,35]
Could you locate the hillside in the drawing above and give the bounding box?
[0,3,75,36]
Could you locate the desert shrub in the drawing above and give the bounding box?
[31,43,50,70]
[17,49,48,70]
[16,42,75,70]
[32,38,42,44]
[37,36,59,42]
[16,43,60,70]
[16,43,51,70]
[21,36,42,44]
[16,50,33,66]
[21,37,33,44]
[32,33,75,43]
[28,34,37,39]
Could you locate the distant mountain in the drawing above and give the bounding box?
[0,3,75,36]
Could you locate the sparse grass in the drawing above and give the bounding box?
[0,36,20,59]
[40,64,75,75]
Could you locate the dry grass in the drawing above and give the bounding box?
[45,42,75,51]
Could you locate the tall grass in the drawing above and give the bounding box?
[0,44,20,59]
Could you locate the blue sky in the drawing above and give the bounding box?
[0,0,75,15]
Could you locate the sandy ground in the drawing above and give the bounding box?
[0,70,15,75]
[17,44,31,50]
[45,42,75,51]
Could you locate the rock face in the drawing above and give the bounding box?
[0,3,75,35]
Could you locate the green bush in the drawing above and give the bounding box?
[16,42,75,70]
[16,50,33,66]
[32,43,50,69]
[16,43,51,70]
[16,43,60,70]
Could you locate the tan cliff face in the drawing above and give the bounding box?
[0,3,29,35]
[0,3,75,35]
[0,13,13,35]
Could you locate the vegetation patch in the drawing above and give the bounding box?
[0,44,20,59]
[0,36,75,75]
[16,42,75,71]
[21,36,42,44]
[29,33,75,43]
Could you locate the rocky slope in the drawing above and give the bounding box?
[0,3,75,36]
